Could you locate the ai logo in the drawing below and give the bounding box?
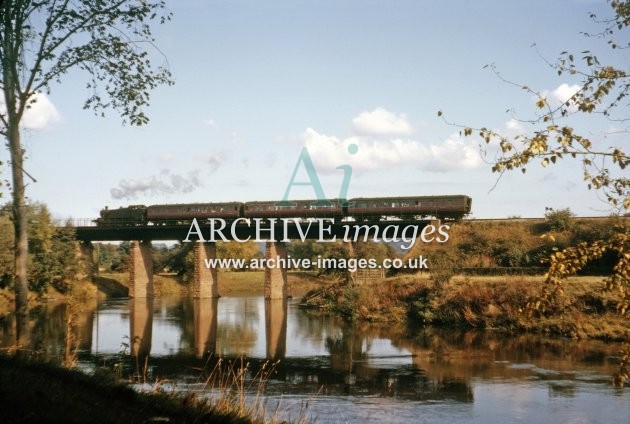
[278,144,358,206]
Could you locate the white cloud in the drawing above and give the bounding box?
[203,117,216,127]
[505,118,523,132]
[0,92,61,130]
[111,169,202,200]
[23,93,61,129]
[552,83,580,104]
[351,107,413,136]
[301,128,481,174]
[538,83,581,111]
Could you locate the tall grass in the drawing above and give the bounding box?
[174,357,314,424]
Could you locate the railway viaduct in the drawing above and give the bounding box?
[74,219,435,299]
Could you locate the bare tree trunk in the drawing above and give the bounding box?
[2,2,29,345]
[8,123,29,345]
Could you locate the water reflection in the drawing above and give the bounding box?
[265,299,287,360]
[193,298,217,358]
[215,297,259,356]
[129,298,152,361]
[1,295,628,423]
[75,300,97,353]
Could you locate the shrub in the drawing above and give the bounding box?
[544,207,575,231]
[429,251,457,286]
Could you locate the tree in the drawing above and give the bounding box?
[440,1,628,212]
[0,1,173,343]
[0,202,78,294]
[441,0,629,385]
[216,240,261,271]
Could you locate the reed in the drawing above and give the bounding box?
[195,357,313,424]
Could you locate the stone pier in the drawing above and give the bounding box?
[264,241,289,299]
[193,243,219,298]
[129,241,154,298]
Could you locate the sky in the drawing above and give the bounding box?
[0,0,627,220]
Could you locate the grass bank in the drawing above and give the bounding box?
[0,278,105,318]
[0,270,327,317]
[217,271,327,297]
[0,354,255,424]
[301,275,629,342]
[95,270,328,298]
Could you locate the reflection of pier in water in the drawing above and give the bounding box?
[128,296,288,361]
[143,300,472,402]
[193,298,217,358]
[129,298,153,362]
[121,298,472,402]
[265,299,287,360]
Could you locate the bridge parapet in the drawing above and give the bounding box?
[55,218,97,227]
[74,219,432,241]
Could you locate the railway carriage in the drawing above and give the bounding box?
[243,200,343,219]
[346,195,471,220]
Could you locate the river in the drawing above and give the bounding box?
[1,295,628,423]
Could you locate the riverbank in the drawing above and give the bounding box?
[0,270,328,317]
[0,354,258,424]
[89,270,328,298]
[0,271,322,423]
[301,275,630,342]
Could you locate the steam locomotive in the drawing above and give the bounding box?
[95,195,472,226]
